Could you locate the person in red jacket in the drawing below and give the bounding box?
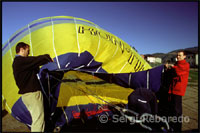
[165,51,190,132]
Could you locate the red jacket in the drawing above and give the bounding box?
[168,60,190,96]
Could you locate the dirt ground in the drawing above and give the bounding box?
[2,72,198,132]
[2,110,30,132]
[182,81,198,131]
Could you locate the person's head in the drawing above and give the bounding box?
[176,51,186,61]
[16,42,30,57]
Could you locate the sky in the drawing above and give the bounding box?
[2,2,198,54]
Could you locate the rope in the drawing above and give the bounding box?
[51,18,61,69]
[28,24,34,56]
[128,73,132,87]
[37,74,49,100]
[47,73,51,106]
[87,25,101,67]
[96,66,102,73]
[41,70,170,131]
[119,61,128,73]
[74,17,81,57]
[147,70,149,89]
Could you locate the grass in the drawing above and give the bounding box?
[188,68,198,83]
[149,63,162,68]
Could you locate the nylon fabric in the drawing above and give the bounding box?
[2,16,151,126]
[57,71,133,107]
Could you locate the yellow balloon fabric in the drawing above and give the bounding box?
[2,16,151,113]
[57,71,134,107]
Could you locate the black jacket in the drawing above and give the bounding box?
[12,54,52,94]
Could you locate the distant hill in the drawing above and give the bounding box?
[151,53,166,58]
[145,46,198,63]
[169,46,198,54]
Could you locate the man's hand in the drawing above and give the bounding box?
[165,63,169,69]
[165,63,174,69]
[45,54,54,62]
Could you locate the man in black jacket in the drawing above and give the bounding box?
[12,42,53,132]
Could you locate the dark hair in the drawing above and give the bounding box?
[16,42,30,53]
[178,50,186,56]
